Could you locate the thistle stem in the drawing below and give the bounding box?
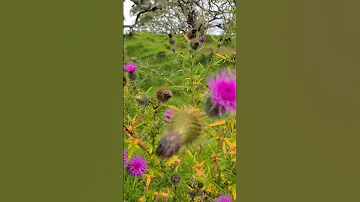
[151,102,161,148]
[123,125,151,157]
[189,50,196,106]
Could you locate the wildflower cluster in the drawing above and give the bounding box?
[123,23,236,201]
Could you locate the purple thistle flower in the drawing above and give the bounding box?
[127,155,148,177]
[199,36,206,42]
[124,63,137,73]
[163,108,174,122]
[206,68,236,116]
[216,194,232,202]
[123,151,128,166]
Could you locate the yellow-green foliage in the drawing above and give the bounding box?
[124,32,236,201]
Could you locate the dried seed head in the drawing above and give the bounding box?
[156,88,173,103]
[186,28,198,40]
[156,131,182,159]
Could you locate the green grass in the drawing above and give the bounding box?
[124,32,236,107]
[123,32,236,201]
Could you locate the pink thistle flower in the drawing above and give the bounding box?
[124,63,137,73]
[127,155,148,177]
[216,194,232,202]
[163,108,174,122]
[199,36,206,42]
[123,151,128,166]
[206,68,236,116]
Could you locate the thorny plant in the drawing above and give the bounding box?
[123,19,236,202]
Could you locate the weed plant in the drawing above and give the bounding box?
[123,22,236,202]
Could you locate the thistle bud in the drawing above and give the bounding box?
[168,106,205,145]
[135,94,151,107]
[169,38,175,45]
[156,106,205,158]
[204,96,221,118]
[155,88,172,103]
[156,131,182,159]
[123,76,127,87]
[171,174,180,185]
[127,72,137,81]
[198,182,204,188]
[190,40,200,50]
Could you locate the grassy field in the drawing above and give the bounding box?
[123,32,236,201]
[124,32,236,106]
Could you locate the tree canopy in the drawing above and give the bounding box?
[124,0,236,35]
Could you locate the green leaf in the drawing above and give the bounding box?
[145,87,153,93]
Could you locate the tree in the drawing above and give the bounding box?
[124,0,235,35]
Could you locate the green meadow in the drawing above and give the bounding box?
[123,31,237,201]
[124,32,236,106]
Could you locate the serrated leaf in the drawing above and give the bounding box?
[166,155,181,166]
[135,122,146,128]
[182,181,192,190]
[145,175,151,194]
[230,183,236,200]
[167,105,180,112]
[208,120,226,127]
[149,147,153,155]
[139,195,146,202]
[186,150,194,158]
[215,53,227,60]
[222,141,226,154]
